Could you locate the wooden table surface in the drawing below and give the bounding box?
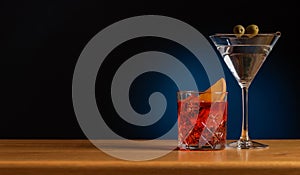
[0,139,299,175]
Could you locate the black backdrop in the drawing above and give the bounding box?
[1,1,299,139]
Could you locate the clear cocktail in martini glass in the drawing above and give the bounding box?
[209,31,281,149]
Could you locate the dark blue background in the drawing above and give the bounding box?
[1,1,299,139]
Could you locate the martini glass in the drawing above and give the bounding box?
[209,32,281,149]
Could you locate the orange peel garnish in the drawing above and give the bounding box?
[199,78,227,102]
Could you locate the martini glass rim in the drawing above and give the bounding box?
[210,31,281,38]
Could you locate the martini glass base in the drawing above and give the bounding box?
[227,140,269,149]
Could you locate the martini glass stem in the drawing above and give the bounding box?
[227,85,268,149]
[235,85,268,149]
[241,86,250,142]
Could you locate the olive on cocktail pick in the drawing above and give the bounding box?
[233,24,245,38]
[245,24,259,38]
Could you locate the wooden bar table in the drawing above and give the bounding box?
[0,139,299,175]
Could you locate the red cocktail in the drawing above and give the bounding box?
[177,91,227,150]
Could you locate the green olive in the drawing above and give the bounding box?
[233,25,245,38]
[245,24,259,38]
